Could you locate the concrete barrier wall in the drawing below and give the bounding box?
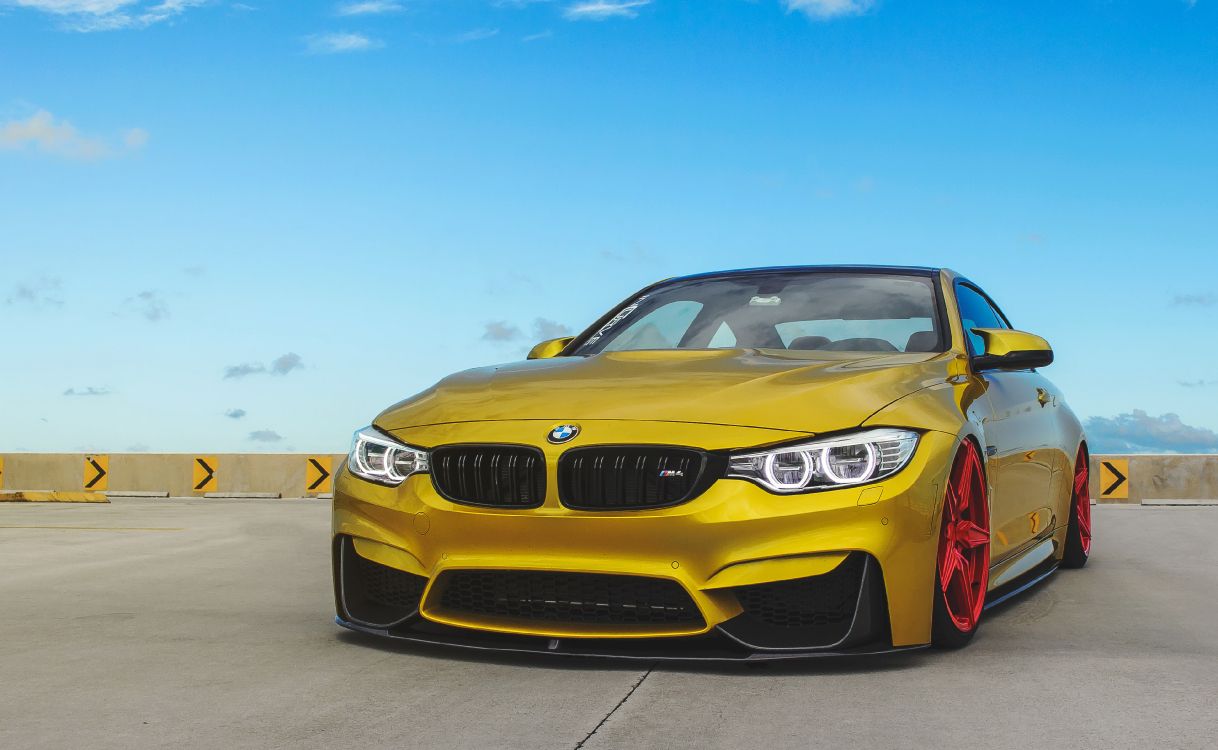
[0,453,346,498]
[1088,454,1218,505]
[1,452,1215,502]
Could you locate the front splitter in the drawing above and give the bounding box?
[335,616,926,663]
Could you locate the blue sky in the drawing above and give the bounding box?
[2,0,1216,453]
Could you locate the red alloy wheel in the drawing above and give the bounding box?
[1073,448,1092,556]
[937,441,991,633]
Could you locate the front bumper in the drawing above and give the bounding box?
[332,422,958,656]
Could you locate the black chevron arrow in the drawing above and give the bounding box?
[195,458,215,490]
[85,457,107,489]
[1101,461,1127,496]
[307,458,331,491]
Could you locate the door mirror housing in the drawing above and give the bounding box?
[527,336,574,360]
[970,328,1054,371]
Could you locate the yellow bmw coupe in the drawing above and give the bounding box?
[333,266,1091,660]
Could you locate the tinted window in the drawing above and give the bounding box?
[602,300,703,351]
[956,285,1007,354]
[574,273,943,355]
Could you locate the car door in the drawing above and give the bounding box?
[956,283,1057,564]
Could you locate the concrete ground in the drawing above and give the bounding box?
[1,499,1215,750]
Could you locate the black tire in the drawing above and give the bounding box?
[1061,501,1090,569]
[1061,448,1091,569]
[931,568,978,649]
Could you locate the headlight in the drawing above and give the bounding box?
[347,426,429,486]
[727,428,919,494]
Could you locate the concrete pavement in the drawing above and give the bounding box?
[1,499,1215,749]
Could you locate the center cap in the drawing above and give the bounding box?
[547,424,581,444]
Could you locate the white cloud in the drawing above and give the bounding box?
[1,110,145,160]
[63,386,111,397]
[454,27,499,42]
[123,127,149,149]
[305,31,383,54]
[783,0,875,20]
[482,321,524,342]
[335,0,402,16]
[533,318,572,339]
[123,289,169,322]
[1086,411,1218,454]
[3,0,208,31]
[563,0,650,21]
[269,352,304,375]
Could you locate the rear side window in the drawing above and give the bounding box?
[956,285,1007,354]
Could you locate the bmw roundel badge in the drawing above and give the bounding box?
[547,424,581,444]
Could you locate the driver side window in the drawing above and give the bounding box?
[956,285,1007,355]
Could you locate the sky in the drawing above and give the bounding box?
[1,0,1216,454]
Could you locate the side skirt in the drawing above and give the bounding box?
[984,557,1058,611]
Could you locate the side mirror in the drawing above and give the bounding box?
[527,336,574,360]
[970,328,1054,371]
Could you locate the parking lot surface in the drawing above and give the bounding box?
[1,499,1215,749]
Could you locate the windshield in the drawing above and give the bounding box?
[572,272,944,355]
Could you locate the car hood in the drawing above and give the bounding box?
[375,348,953,436]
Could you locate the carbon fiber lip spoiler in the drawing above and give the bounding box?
[335,616,926,663]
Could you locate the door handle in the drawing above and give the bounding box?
[1036,388,1051,407]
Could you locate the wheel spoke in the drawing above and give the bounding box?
[945,484,962,520]
[956,467,973,511]
[940,546,965,592]
[955,520,990,549]
[1075,466,1089,495]
[958,577,975,619]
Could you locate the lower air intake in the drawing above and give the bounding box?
[719,553,886,650]
[435,570,704,628]
[336,536,427,628]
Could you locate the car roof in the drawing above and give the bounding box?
[668,265,943,283]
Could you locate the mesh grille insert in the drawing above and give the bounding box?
[430,445,546,508]
[436,570,704,627]
[558,446,711,510]
[356,553,427,611]
[733,553,865,630]
[337,537,429,627]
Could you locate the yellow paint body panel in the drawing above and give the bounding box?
[971,328,1052,357]
[702,552,851,590]
[334,267,1088,651]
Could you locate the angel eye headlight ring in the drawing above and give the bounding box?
[727,428,919,494]
[347,426,429,487]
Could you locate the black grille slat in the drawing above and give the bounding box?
[559,446,710,510]
[431,445,545,508]
[437,570,704,627]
